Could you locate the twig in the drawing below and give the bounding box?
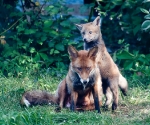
[35,1,47,19]
[0,16,23,36]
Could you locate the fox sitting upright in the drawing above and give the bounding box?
[66,45,102,113]
[21,46,103,112]
[75,16,128,110]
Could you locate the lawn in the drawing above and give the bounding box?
[0,72,150,125]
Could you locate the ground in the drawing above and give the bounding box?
[0,73,150,125]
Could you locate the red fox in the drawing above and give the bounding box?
[21,46,103,112]
[75,16,128,110]
[66,45,102,113]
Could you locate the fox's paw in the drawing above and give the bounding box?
[112,103,117,111]
[55,106,61,112]
[122,90,128,96]
[102,105,109,111]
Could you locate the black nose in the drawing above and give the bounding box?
[83,80,87,85]
[83,38,87,42]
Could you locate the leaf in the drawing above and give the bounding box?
[34,53,40,61]
[60,20,70,27]
[118,39,124,44]
[140,8,149,14]
[37,41,43,45]
[41,36,47,41]
[123,60,134,70]
[51,8,59,15]
[112,0,123,5]
[54,50,60,54]
[56,62,66,69]
[137,56,148,64]
[143,0,150,3]
[44,20,53,28]
[144,14,150,19]
[117,50,134,59]
[133,25,140,35]
[39,53,49,61]
[17,26,24,33]
[50,49,54,55]
[141,20,150,31]
[24,29,37,34]
[48,42,55,48]
[50,31,59,36]
[55,44,64,51]
[67,8,74,12]
[29,47,36,53]
[39,48,48,52]
[146,54,150,62]
[47,57,54,64]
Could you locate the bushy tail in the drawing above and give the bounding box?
[118,74,128,96]
[20,90,58,107]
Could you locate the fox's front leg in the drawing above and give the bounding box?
[70,91,78,111]
[92,84,101,113]
[92,75,103,113]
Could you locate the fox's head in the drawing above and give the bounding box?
[75,16,102,43]
[68,45,98,87]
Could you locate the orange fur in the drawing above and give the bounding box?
[21,46,103,112]
[76,16,128,110]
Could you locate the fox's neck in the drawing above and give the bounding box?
[97,33,105,45]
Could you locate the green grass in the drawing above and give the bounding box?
[0,73,150,125]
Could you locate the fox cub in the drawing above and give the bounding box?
[21,46,103,112]
[75,16,128,110]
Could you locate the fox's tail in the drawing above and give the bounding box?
[20,90,58,107]
[118,74,128,96]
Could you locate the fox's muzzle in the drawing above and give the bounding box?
[80,78,89,85]
[83,38,88,43]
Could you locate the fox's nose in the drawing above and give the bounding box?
[83,38,87,42]
[80,78,89,84]
[83,80,87,85]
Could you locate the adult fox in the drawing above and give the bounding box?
[75,16,128,110]
[21,46,103,112]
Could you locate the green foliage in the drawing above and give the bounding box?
[116,48,150,83]
[0,0,82,76]
[95,0,150,83]
[96,0,150,53]
[141,5,150,31]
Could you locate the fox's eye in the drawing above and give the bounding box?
[86,67,91,71]
[77,67,82,71]
[82,32,85,35]
[89,31,92,34]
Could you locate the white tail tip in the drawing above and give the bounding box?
[23,97,30,107]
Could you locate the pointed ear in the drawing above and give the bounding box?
[68,45,78,58]
[92,16,101,26]
[88,46,98,59]
[75,24,82,31]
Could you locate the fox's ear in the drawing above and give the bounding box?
[93,16,101,26]
[75,24,82,31]
[68,45,78,58]
[88,46,98,59]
